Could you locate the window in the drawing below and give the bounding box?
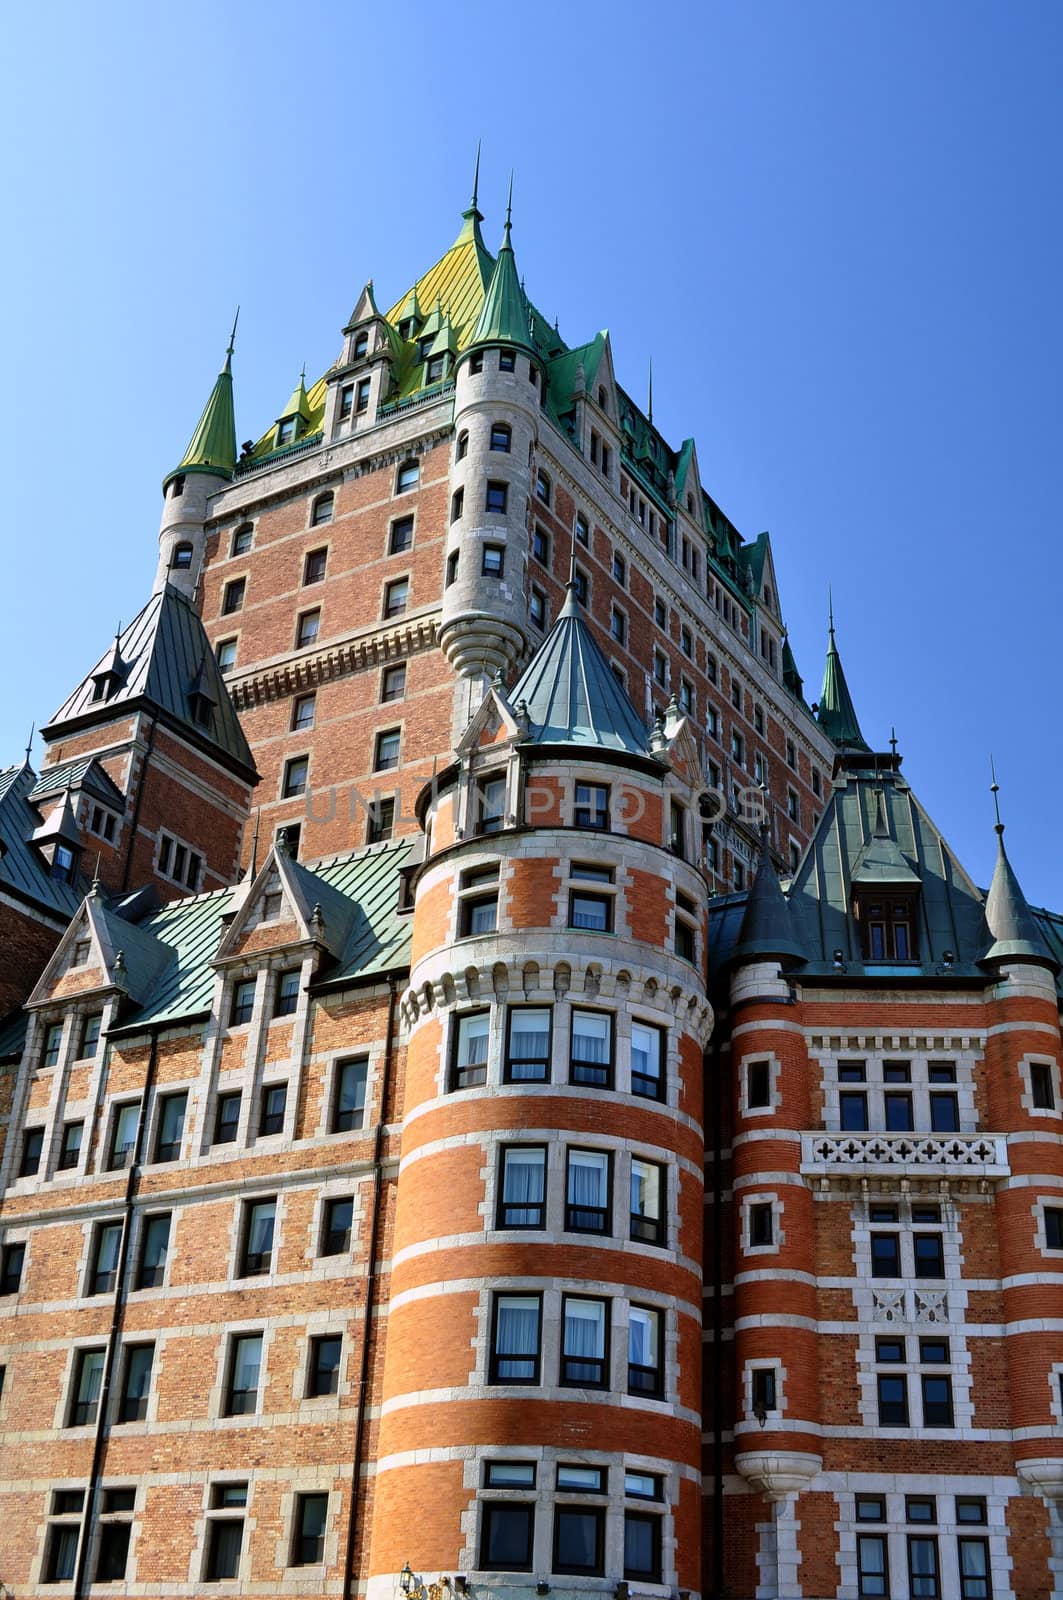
[631,1158,664,1244]
[43,1491,84,1582]
[490,422,512,452]
[240,1199,276,1276]
[731,729,745,766]
[108,1101,140,1168]
[289,1493,329,1567]
[384,577,409,617]
[303,547,327,585]
[877,1369,909,1425]
[225,1334,263,1415]
[575,512,589,546]
[884,1087,914,1131]
[914,1230,945,1278]
[136,1213,171,1289]
[367,796,395,844]
[19,1127,43,1177]
[75,1010,103,1061]
[275,969,300,1018]
[554,1506,604,1575]
[610,551,627,589]
[451,487,464,522]
[396,460,419,493]
[858,893,918,961]
[353,329,369,358]
[680,678,694,714]
[216,637,237,673]
[560,1295,607,1387]
[569,882,612,933]
[259,1083,287,1137]
[332,1058,367,1133]
[43,1021,64,1068]
[857,1532,889,1598]
[505,1007,550,1082]
[529,585,547,629]
[452,1011,490,1090]
[908,1535,940,1599]
[296,609,320,648]
[498,1146,546,1228]
[171,541,194,570]
[653,647,668,687]
[222,578,245,615]
[118,1342,154,1423]
[631,1022,664,1100]
[871,1229,901,1278]
[930,1087,960,1131]
[483,543,505,577]
[498,350,516,372]
[1045,1206,1063,1250]
[72,938,91,967]
[675,891,696,964]
[490,1292,541,1382]
[475,773,506,834]
[89,1221,123,1294]
[1032,1062,1056,1109]
[374,728,401,771]
[89,804,118,842]
[154,1091,187,1163]
[445,549,459,587]
[458,866,499,937]
[480,1502,534,1572]
[534,468,551,505]
[204,1483,247,1581]
[308,1335,342,1397]
[322,1197,353,1256]
[94,1489,136,1581]
[213,1091,242,1147]
[456,429,469,460]
[0,1241,25,1295]
[749,1202,774,1247]
[355,376,371,412]
[53,842,78,882]
[747,1059,771,1109]
[231,978,256,1026]
[58,1120,83,1171]
[532,525,550,562]
[379,662,407,705]
[628,1305,662,1396]
[566,1148,610,1233]
[390,514,414,553]
[339,384,354,422]
[958,1538,991,1600]
[231,523,253,556]
[486,480,508,514]
[624,1512,662,1581]
[570,1009,613,1088]
[468,352,484,374]
[573,566,589,605]
[610,605,626,645]
[68,1346,106,1425]
[574,782,609,830]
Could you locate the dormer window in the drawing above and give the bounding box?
[189,691,213,729]
[425,355,445,384]
[277,418,297,447]
[854,893,919,963]
[53,843,78,883]
[353,329,369,359]
[417,336,433,363]
[171,542,194,571]
[398,318,414,341]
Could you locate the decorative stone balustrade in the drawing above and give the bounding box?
[800,1131,1009,1182]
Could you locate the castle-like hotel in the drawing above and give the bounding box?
[0,172,1060,1599]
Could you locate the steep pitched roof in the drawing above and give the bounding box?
[165,347,237,489]
[509,586,650,755]
[730,840,805,966]
[470,203,533,351]
[982,826,1058,970]
[0,764,83,920]
[29,757,125,811]
[44,586,257,782]
[816,614,870,753]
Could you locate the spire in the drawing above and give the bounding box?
[816,601,870,752]
[731,830,805,966]
[464,139,483,223]
[164,334,238,489]
[981,766,1057,970]
[469,177,534,352]
[647,356,654,425]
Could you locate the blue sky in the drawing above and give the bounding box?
[3,1,1061,902]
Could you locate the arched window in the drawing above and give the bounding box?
[231,523,253,557]
[396,460,419,494]
[171,542,194,570]
[311,493,334,527]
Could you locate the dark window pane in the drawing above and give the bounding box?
[322,1198,353,1256]
[481,1503,533,1571]
[95,1522,131,1581]
[206,1519,244,1580]
[554,1507,603,1574]
[333,1059,367,1132]
[914,1234,945,1278]
[871,1233,900,1277]
[624,1513,661,1581]
[292,1493,328,1565]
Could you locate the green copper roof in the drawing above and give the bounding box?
[280,370,311,422]
[782,634,804,699]
[470,207,533,351]
[165,347,237,488]
[0,764,84,922]
[982,826,1058,970]
[509,585,650,755]
[850,789,921,885]
[730,840,805,966]
[817,615,870,752]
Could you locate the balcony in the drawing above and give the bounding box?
[800,1130,1009,1183]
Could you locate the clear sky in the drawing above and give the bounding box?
[2,1,1061,902]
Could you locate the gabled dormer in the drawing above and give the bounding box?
[214,836,356,969]
[275,370,311,450]
[89,633,127,704]
[673,438,705,529]
[27,883,170,1012]
[31,789,84,885]
[849,787,923,962]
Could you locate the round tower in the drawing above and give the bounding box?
[367,599,712,1600]
[154,327,238,597]
[440,198,544,730]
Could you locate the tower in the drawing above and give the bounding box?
[154,325,238,598]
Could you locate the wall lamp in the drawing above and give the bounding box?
[832,949,847,973]
[614,1583,630,1600]
[536,1583,551,1596]
[935,949,955,975]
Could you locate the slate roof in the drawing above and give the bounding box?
[816,619,870,752]
[44,585,257,782]
[510,586,651,756]
[982,829,1058,969]
[0,763,84,921]
[29,757,125,810]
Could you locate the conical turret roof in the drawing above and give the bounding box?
[280,370,311,423]
[817,608,870,752]
[470,191,533,352]
[730,837,805,966]
[165,340,237,488]
[982,825,1058,970]
[509,586,650,754]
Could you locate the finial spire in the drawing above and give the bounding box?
[990,755,1004,835]
[828,585,835,635]
[23,722,34,767]
[505,170,513,232]
[647,357,654,425]
[889,727,899,758]
[471,139,481,210]
[227,306,239,360]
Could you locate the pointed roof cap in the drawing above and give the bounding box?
[279,369,311,422]
[982,799,1058,969]
[164,334,237,489]
[851,788,921,884]
[470,182,534,352]
[32,787,83,850]
[730,836,806,966]
[428,308,458,357]
[509,585,650,755]
[817,602,870,752]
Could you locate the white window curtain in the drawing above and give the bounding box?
[79,1350,105,1406]
[503,1150,545,1221]
[511,1009,550,1062]
[631,1024,660,1082]
[233,1336,262,1393]
[248,1204,275,1258]
[459,1014,490,1066]
[496,1297,539,1359]
[629,1307,659,1368]
[568,1151,607,1208]
[631,1160,660,1220]
[564,1298,605,1358]
[572,1012,610,1063]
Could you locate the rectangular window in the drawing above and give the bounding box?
[153,1090,187,1163]
[624,1512,661,1581]
[930,1091,960,1131]
[390,515,414,554]
[491,422,512,452]
[79,1012,102,1059]
[89,1221,123,1295]
[332,1058,368,1132]
[291,1493,328,1566]
[240,1200,276,1276]
[118,1342,154,1423]
[490,1292,542,1382]
[570,1009,613,1088]
[884,1090,914,1131]
[95,1491,135,1581]
[573,566,589,605]
[575,512,589,546]
[610,605,626,644]
[554,1506,604,1575]
[274,968,300,1019]
[452,1010,490,1090]
[630,1158,664,1244]
[482,543,505,577]
[914,1232,945,1278]
[0,1241,25,1296]
[58,1120,83,1171]
[19,1127,43,1177]
[749,1201,774,1247]
[308,1334,342,1397]
[498,1146,546,1228]
[384,577,409,618]
[921,1372,954,1427]
[303,547,327,585]
[628,1305,662,1396]
[355,376,371,411]
[476,774,506,834]
[1031,1061,1056,1108]
[631,1022,664,1100]
[857,1534,889,1598]
[573,782,609,830]
[44,1503,83,1582]
[569,888,612,933]
[107,1101,140,1168]
[486,481,508,514]
[747,1059,771,1109]
[566,1148,610,1233]
[339,383,354,421]
[216,637,237,673]
[68,1346,106,1425]
[283,755,309,798]
[43,1021,64,1068]
[871,1231,901,1277]
[222,578,245,615]
[367,796,395,844]
[1046,1207,1063,1249]
[908,1535,940,1599]
[451,487,465,523]
[458,869,498,937]
[535,469,551,505]
[258,1083,287,1136]
[486,1462,536,1489]
[214,1090,241,1146]
[840,1089,869,1131]
[505,1007,551,1082]
[225,1334,262,1415]
[958,1538,991,1600]
[529,584,547,629]
[205,1484,247,1581]
[322,1197,353,1257]
[374,728,401,771]
[296,609,321,649]
[136,1212,171,1289]
[532,525,550,563]
[480,1503,534,1571]
[560,1295,607,1387]
[381,662,407,702]
[498,350,516,372]
[877,1372,909,1425]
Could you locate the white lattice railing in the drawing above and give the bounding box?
[800,1131,1009,1179]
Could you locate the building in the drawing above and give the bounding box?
[0,172,1060,1600]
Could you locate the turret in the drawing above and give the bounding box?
[814,598,870,759]
[155,321,238,596]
